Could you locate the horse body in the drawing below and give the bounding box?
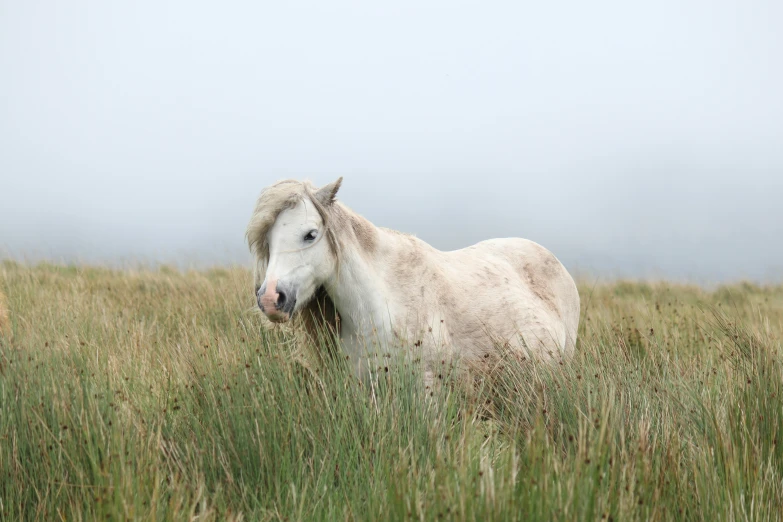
[247,178,579,379]
[323,217,579,375]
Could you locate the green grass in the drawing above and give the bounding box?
[1,260,782,521]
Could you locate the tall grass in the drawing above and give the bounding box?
[1,261,782,521]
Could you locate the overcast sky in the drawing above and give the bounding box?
[1,0,781,282]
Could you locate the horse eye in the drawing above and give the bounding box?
[304,230,318,242]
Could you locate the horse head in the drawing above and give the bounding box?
[246,177,342,323]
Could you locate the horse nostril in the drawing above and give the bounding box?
[276,290,287,310]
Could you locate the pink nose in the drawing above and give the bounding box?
[257,278,291,322]
[259,278,279,311]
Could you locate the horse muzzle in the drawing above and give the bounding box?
[257,278,297,323]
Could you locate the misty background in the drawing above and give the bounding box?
[1,0,781,282]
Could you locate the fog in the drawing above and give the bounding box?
[1,0,781,282]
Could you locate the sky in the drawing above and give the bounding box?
[1,0,781,282]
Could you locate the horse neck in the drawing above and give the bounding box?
[323,211,410,333]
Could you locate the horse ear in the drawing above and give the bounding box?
[315,177,343,207]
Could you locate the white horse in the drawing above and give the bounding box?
[246,178,580,380]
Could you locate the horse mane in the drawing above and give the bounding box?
[245,179,347,343]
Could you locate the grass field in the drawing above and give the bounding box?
[1,261,782,521]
